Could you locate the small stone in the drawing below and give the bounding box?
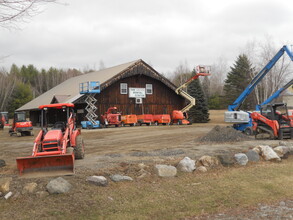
[234,153,248,166]
[177,157,196,172]
[110,174,133,182]
[246,150,260,162]
[86,176,108,187]
[22,182,38,194]
[197,166,207,172]
[279,201,286,206]
[46,177,72,194]
[0,177,12,193]
[154,164,177,177]
[138,163,147,169]
[36,191,49,198]
[4,191,12,200]
[0,159,6,168]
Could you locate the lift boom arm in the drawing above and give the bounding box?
[175,72,210,113]
[256,78,293,111]
[228,45,293,112]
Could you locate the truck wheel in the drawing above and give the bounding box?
[74,135,85,159]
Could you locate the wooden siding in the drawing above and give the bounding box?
[95,74,185,117]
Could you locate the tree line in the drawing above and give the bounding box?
[0,64,82,117]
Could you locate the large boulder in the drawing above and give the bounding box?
[154,165,177,177]
[217,154,235,167]
[87,176,108,186]
[245,150,260,162]
[110,174,133,182]
[196,166,207,173]
[177,157,196,172]
[254,145,281,162]
[46,177,72,194]
[198,156,219,168]
[0,177,12,193]
[234,153,248,166]
[273,146,290,159]
[22,182,38,194]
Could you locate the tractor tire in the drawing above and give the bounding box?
[74,135,85,159]
[244,127,253,136]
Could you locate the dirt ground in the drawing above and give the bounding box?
[0,110,289,174]
[1,110,293,219]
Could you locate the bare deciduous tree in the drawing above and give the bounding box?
[242,37,292,105]
[209,56,228,96]
[170,60,191,87]
[0,0,56,28]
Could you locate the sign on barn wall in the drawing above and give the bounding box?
[129,88,146,98]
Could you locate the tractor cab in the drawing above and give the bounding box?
[260,103,292,127]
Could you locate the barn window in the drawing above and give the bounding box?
[146,84,153,94]
[120,83,127,94]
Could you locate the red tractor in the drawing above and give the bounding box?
[9,111,33,136]
[251,103,293,139]
[16,103,85,176]
[100,107,121,127]
[0,112,5,129]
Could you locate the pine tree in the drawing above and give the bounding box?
[223,54,255,110]
[187,69,209,123]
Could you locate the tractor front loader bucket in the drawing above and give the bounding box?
[16,154,74,177]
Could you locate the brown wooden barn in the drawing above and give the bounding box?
[17,59,186,125]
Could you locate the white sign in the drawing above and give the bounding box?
[129,88,146,98]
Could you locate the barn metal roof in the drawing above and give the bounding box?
[17,59,177,111]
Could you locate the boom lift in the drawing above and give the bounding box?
[16,103,85,176]
[225,45,293,134]
[172,65,210,125]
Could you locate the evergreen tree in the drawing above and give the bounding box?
[187,69,209,123]
[7,82,33,117]
[223,54,255,110]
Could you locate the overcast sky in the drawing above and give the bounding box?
[0,0,292,75]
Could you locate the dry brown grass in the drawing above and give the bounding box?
[2,158,293,220]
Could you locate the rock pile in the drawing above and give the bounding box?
[198,125,252,143]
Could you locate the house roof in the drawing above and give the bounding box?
[17,59,177,111]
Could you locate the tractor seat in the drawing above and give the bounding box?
[52,121,66,132]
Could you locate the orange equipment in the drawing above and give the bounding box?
[137,114,154,126]
[9,112,33,136]
[172,66,210,125]
[0,113,5,129]
[251,103,293,139]
[16,103,85,176]
[100,107,121,127]
[121,115,137,126]
[153,114,171,125]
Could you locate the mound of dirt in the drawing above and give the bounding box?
[198,125,252,143]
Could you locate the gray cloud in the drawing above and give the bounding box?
[0,0,292,74]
